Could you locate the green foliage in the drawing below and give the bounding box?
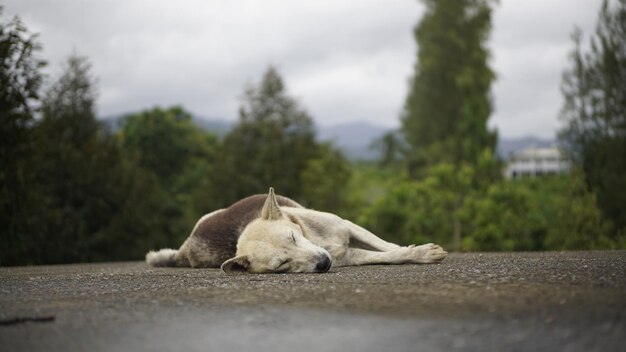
[29,55,105,263]
[397,0,501,250]
[0,10,46,265]
[20,55,172,264]
[559,0,626,236]
[359,164,619,251]
[401,0,498,174]
[118,106,220,246]
[300,143,351,214]
[461,181,530,251]
[544,170,616,249]
[0,9,45,131]
[119,106,217,186]
[215,66,349,207]
[0,48,207,265]
[370,130,406,168]
[339,163,404,222]
[40,56,100,141]
[360,164,466,247]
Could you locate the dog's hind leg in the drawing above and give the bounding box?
[336,244,447,266]
[343,220,401,252]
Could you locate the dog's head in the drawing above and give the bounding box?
[221,188,332,274]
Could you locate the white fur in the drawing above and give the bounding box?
[232,217,331,273]
[265,207,447,268]
[145,248,179,267]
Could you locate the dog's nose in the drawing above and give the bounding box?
[315,255,332,273]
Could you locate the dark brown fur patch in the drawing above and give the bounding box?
[190,194,303,265]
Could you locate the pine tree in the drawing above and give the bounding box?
[559,0,626,236]
[26,55,172,264]
[400,0,498,250]
[401,0,497,175]
[29,55,108,263]
[0,10,46,265]
[218,66,318,202]
[40,55,100,144]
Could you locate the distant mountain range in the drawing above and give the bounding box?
[497,136,557,159]
[313,121,557,161]
[316,121,389,160]
[191,118,232,137]
[100,115,555,161]
[101,114,232,136]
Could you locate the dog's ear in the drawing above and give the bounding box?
[221,255,250,273]
[260,187,283,220]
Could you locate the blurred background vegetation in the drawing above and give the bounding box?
[1,0,624,265]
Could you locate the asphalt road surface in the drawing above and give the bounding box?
[1,251,625,352]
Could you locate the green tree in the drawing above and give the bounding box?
[460,181,530,251]
[512,176,566,251]
[300,143,351,214]
[544,170,616,249]
[359,164,470,247]
[118,106,217,187]
[40,56,100,143]
[0,10,46,265]
[118,106,220,245]
[399,0,499,251]
[217,66,322,203]
[360,168,619,252]
[371,130,406,168]
[401,0,498,173]
[30,55,104,263]
[16,55,171,265]
[559,0,626,236]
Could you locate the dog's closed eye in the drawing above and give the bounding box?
[290,231,297,245]
[277,258,292,270]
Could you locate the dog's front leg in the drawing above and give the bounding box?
[336,244,447,266]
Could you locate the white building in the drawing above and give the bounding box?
[505,145,569,179]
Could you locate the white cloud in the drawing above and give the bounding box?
[3,0,602,137]
[490,0,601,138]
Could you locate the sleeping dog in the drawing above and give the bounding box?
[146,188,447,273]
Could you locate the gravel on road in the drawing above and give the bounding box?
[1,251,625,351]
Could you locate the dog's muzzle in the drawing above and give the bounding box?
[315,254,332,273]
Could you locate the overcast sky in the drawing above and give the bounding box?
[4,0,601,138]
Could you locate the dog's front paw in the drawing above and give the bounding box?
[408,243,447,263]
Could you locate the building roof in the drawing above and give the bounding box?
[512,145,563,160]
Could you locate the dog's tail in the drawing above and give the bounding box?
[146,248,179,267]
